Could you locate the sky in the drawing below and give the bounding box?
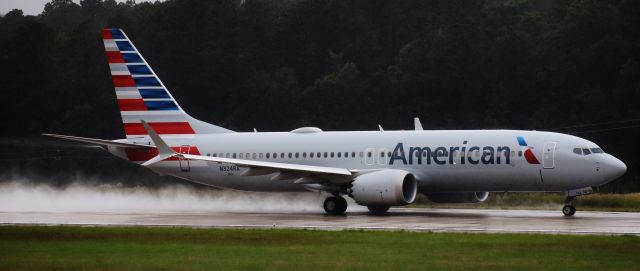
[0,0,155,16]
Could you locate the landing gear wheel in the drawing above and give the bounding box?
[562,205,576,216]
[367,205,390,216]
[324,196,347,215]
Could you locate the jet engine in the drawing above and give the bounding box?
[349,170,417,206]
[425,192,489,204]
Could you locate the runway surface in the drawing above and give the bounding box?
[2,208,639,235]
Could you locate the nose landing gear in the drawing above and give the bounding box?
[323,196,347,215]
[562,187,593,216]
[561,187,594,217]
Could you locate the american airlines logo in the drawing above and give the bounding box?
[389,136,540,165]
[517,136,540,164]
[389,142,512,165]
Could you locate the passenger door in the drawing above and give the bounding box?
[543,142,556,169]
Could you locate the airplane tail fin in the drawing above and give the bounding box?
[102,28,233,138]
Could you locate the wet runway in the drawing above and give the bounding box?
[2,208,639,235]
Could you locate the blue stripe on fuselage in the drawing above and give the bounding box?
[517,136,527,146]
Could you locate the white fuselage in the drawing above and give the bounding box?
[109,129,626,193]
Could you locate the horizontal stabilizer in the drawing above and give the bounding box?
[42,133,155,149]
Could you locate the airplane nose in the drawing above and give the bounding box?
[604,155,627,180]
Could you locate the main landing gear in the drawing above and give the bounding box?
[323,196,347,215]
[562,196,577,217]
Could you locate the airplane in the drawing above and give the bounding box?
[44,28,627,217]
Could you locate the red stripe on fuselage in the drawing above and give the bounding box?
[112,75,136,87]
[102,29,113,39]
[106,51,124,63]
[123,122,195,135]
[125,146,201,161]
[118,99,147,111]
[524,149,540,164]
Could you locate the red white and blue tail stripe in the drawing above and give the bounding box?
[102,28,233,138]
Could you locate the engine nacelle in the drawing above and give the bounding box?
[350,170,417,206]
[425,192,489,204]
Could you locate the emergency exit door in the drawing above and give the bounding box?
[179,145,191,172]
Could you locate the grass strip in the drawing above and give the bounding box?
[0,225,639,270]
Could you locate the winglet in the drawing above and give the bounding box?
[141,120,177,166]
[414,117,423,131]
[378,124,384,131]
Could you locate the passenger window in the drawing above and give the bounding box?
[266,153,270,159]
[317,152,321,158]
[352,152,356,158]
[344,152,348,158]
[583,148,591,155]
[273,153,277,158]
[280,153,284,158]
[367,152,372,158]
[295,152,299,158]
[573,148,582,155]
[239,153,243,159]
[232,153,237,158]
[303,152,307,158]
[310,152,314,158]
[288,153,292,158]
[324,152,328,158]
[258,153,263,159]
[337,152,342,158]
[213,153,217,157]
[252,153,257,159]
[359,152,363,158]
[518,151,522,157]
[330,152,334,158]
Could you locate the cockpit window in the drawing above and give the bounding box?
[583,148,591,155]
[591,148,604,154]
[573,148,582,155]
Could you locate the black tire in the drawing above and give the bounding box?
[562,205,576,216]
[324,197,347,215]
[367,205,390,216]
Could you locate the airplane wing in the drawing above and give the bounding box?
[139,121,354,184]
[42,133,155,149]
[180,153,353,176]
